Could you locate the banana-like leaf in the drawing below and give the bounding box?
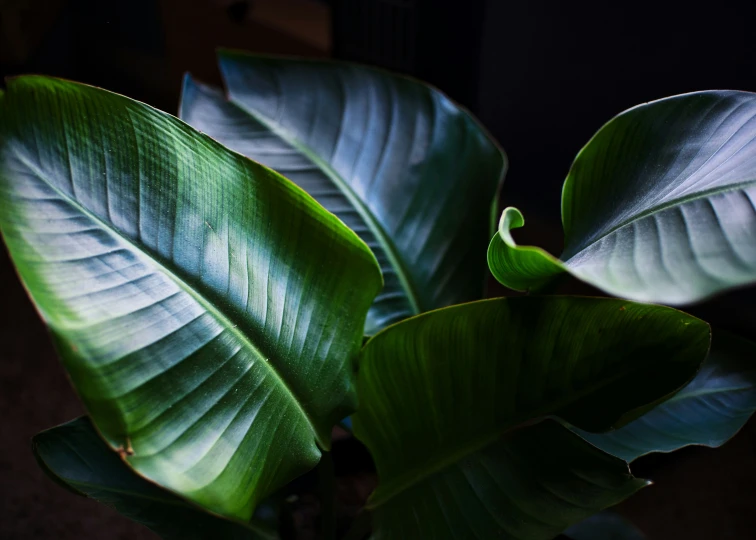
[564,512,645,540]
[352,297,710,539]
[180,51,507,334]
[34,417,275,540]
[574,332,756,461]
[489,91,756,304]
[0,77,382,520]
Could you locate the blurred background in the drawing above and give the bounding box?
[2,0,756,538]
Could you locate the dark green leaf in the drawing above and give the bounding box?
[564,512,645,540]
[352,297,710,539]
[34,417,275,539]
[368,420,646,540]
[0,76,382,520]
[489,91,756,303]
[575,333,756,461]
[180,51,506,334]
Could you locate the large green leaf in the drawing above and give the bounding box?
[574,332,756,461]
[352,297,710,539]
[179,51,506,334]
[489,91,756,303]
[34,417,275,539]
[0,77,382,520]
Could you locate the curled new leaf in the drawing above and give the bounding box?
[487,207,565,292]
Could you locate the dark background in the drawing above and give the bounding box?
[2,1,756,538]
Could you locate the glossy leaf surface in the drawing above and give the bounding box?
[353,297,710,539]
[575,333,756,461]
[490,91,756,303]
[180,51,506,334]
[0,77,382,520]
[34,418,274,539]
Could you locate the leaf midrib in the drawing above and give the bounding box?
[224,94,424,315]
[564,178,756,262]
[13,150,323,447]
[366,359,653,509]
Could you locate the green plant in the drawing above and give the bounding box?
[1,52,754,539]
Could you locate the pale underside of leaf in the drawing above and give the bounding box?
[490,91,756,303]
[573,333,756,461]
[564,184,756,303]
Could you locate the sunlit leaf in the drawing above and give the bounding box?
[0,76,381,520]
